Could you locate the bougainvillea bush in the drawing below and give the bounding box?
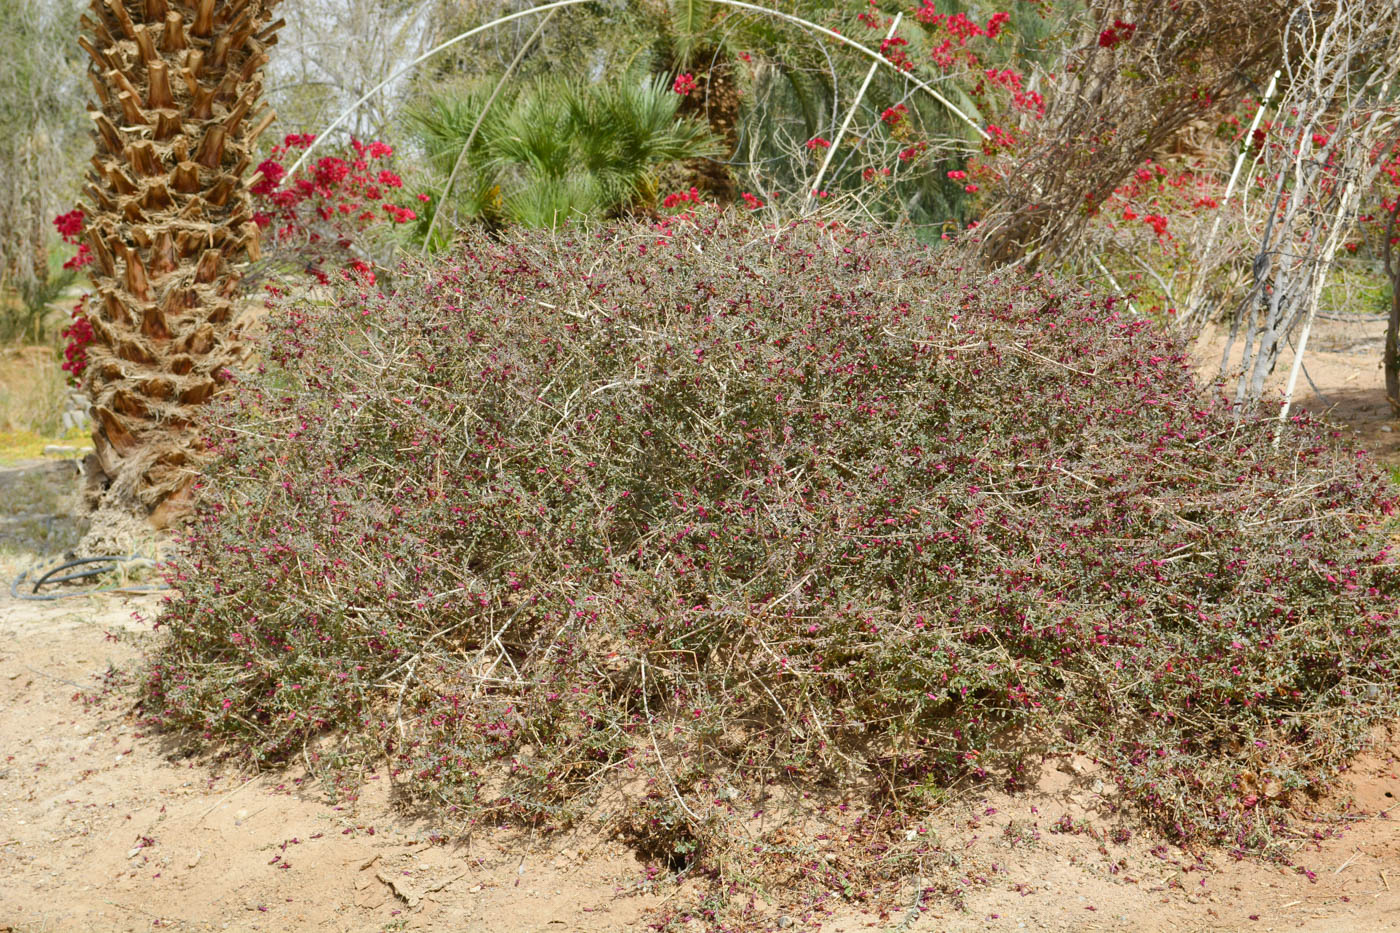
[143,214,1399,878]
[249,134,423,287]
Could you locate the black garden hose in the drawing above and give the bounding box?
[9,554,168,601]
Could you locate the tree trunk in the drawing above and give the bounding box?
[1386,201,1400,417]
[78,0,283,535]
[1386,270,1400,418]
[675,49,739,203]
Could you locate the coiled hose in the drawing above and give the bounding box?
[9,554,168,601]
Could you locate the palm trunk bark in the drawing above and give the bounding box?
[78,0,283,537]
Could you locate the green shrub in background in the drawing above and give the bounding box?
[409,75,720,231]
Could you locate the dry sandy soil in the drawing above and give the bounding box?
[3,311,1400,933]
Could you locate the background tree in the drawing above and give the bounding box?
[975,0,1289,266]
[1220,0,1400,412]
[78,0,283,537]
[268,0,436,140]
[0,0,87,342]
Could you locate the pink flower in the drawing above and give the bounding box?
[673,72,697,96]
[806,136,832,150]
[947,169,967,180]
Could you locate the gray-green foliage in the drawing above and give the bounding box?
[409,75,720,229]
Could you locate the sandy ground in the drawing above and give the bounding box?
[1196,309,1400,470]
[3,311,1400,933]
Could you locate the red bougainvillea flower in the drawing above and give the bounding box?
[879,36,913,70]
[881,104,908,126]
[346,259,376,285]
[740,191,765,209]
[947,169,968,180]
[1098,19,1136,48]
[673,73,696,96]
[985,124,1016,148]
[806,136,832,150]
[60,300,93,379]
[62,243,93,270]
[662,187,703,209]
[53,209,85,242]
[898,141,928,162]
[251,159,286,196]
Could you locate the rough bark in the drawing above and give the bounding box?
[1385,199,1400,416]
[675,48,740,202]
[79,0,282,534]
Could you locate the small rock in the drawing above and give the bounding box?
[1382,425,1394,433]
[188,851,202,868]
[377,870,421,907]
[777,917,793,929]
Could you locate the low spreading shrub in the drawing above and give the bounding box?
[143,214,1399,880]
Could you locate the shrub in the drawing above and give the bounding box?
[143,213,1399,876]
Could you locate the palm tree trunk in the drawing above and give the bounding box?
[78,0,283,537]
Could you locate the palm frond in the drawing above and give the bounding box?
[504,174,602,228]
[404,89,508,176]
[666,0,714,66]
